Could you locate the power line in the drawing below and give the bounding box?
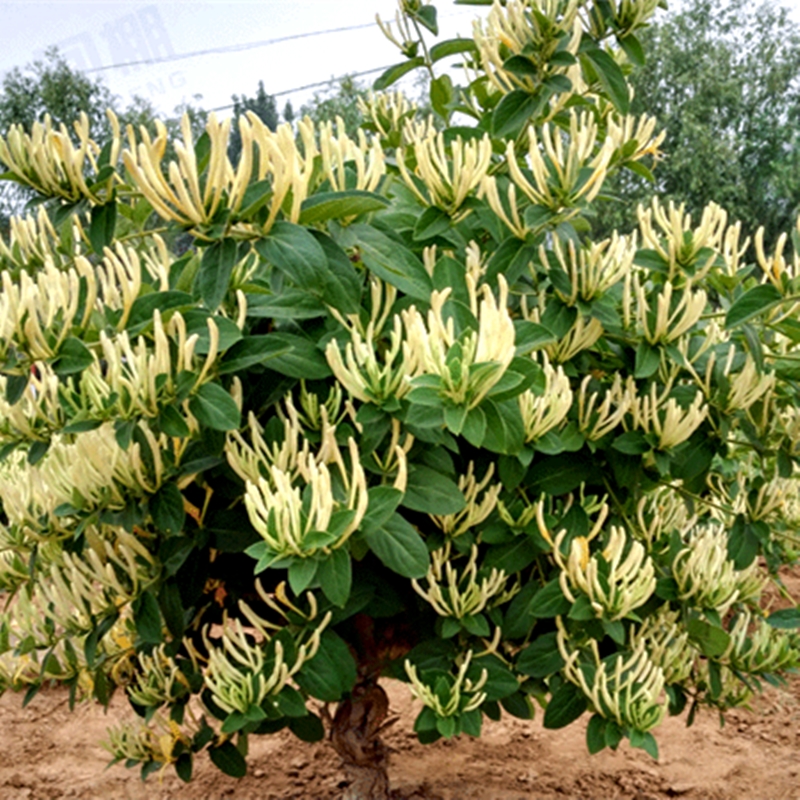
[82,8,477,76]
[85,22,378,74]
[208,65,396,113]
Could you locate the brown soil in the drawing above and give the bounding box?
[1,571,798,800]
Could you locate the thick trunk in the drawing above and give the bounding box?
[330,681,392,800]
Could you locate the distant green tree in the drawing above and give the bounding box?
[300,75,368,137]
[594,0,800,252]
[228,81,279,161]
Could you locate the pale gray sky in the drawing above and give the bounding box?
[0,1,481,119]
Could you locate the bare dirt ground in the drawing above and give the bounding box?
[1,570,798,800]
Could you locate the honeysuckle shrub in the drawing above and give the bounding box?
[0,0,799,785]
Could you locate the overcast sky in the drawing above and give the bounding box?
[0,1,482,120]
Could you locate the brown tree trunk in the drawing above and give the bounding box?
[329,680,393,800]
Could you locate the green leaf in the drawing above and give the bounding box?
[612,430,649,455]
[530,579,572,618]
[583,46,629,113]
[295,630,357,702]
[725,284,783,329]
[198,238,238,310]
[527,452,597,494]
[686,617,730,658]
[52,337,93,376]
[299,190,389,225]
[430,74,454,118]
[245,289,327,320]
[361,486,404,534]
[175,752,193,783]
[218,333,330,379]
[766,607,800,629]
[373,58,426,91]
[416,4,438,35]
[501,692,534,720]
[586,714,607,754]
[429,38,477,64]
[516,632,565,678]
[727,515,759,570]
[4,373,28,405]
[634,341,661,378]
[288,558,318,595]
[89,201,117,254]
[126,291,195,337]
[288,713,325,743]
[134,592,162,644]
[403,465,466,515]
[492,89,544,138]
[209,741,247,778]
[188,382,241,431]
[181,309,242,353]
[150,482,185,535]
[414,206,451,241]
[317,548,352,608]
[543,681,587,729]
[366,513,429,579]
[618,33,645,67]
[351,223,433,302]
[256,221,327,289]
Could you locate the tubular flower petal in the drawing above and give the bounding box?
[405,650,490,719]
[553,525,655,620]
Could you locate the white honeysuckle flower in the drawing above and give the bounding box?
[558,625,667,732]
[226,405,303,485]
[724,354,775,413]
[502,112,618,215]
[577,373,631,441]
[397,126,492,217]
[672,525,766,615]
[634,485,695,546]
[0,256,96,361]
[412,543,516,619]
[369,418,413,491]
[201,611,327,715]
[318,116,385,194]
[402,272,515,409]
[606,0,661,36]
[0,424,168,529]
[634,275,708,345]
[630,607,695,685]
[553,525,656,620]
[430,462,502,538]
[546,232,636,305]
[480,177,528,239]
[753,227,800,323]
[637,199,727,281]
[518,353,573,443]
[628,383,708,450]
[103,712,195,769]
[721,611,800,675]
[473,0,582,97]
[606,113,666,163]
[243,438,368,558]
[0,207,60,269]
[326,314,418,404]
[126,645,190,708]
[94,244,142,330]
[547,315,604,363]
[0,111,118,203]
[405,650,489,717]
[0,365,64,443]
[78,311,214,421]
[357,90,418,140]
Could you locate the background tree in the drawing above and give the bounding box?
[228,80,280,161]
[299,75,369,137]
[594,0,800,251]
